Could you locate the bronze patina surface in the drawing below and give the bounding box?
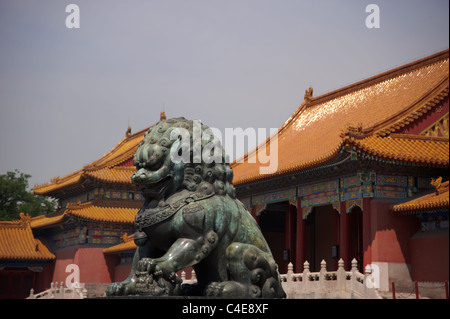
[106,117,285,298]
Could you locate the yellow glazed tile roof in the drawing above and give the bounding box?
[84,166,137,184]
[393,179,449,213]
[84,128,144,170]
[29,212,66,229]
[103,234,137,254]
[66,202,137,224]
[346,134,449,166]
[33,127,148,196]
[31,51,449,191]
[30,202,138,229]
[232,50,449,185]
[0,214,55,261]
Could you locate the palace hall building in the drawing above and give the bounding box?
[231,49,449,291]
[0,49,448,298]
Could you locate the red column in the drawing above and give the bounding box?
[251,205,260,225]
[362,197,372,269]
[284,205,296,270]
[295,198,306,273]
[339,201,350,270]
[333,209,339,269]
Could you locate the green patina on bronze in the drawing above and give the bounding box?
[106,117,286,298]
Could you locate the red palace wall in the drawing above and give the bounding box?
[113,263,132,282]
[410,230,449,282]
[52,247,119,284]
[367,200,449,283]
[38,263,54,292]
[370,200,420,265]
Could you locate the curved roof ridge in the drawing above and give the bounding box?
[232,50,449,185]
[33,126,149,195]
[375,84,449,136]
[393,179,449,214]
[344,134,449,167]
[84,126,148,170]
[0,219,55,261]
[66,201,137,224]
[233,50,449,169]
[308,49,449,108]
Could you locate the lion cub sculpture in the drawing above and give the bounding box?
[106,117,286,298]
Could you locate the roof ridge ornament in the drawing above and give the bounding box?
[340,123,364,138]
[19,212,32,227]
[430,176,443,195]
[304,87,314,104]
[125,126,132,138]
[66,201,88,209]
[50,176,60,184]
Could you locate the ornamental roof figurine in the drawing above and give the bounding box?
[431,176,443,195]
[304,86,313,103]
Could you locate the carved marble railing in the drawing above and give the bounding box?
[280,258,382,299]
[27,282,87,299]
[180,269,198,285]
[27,259,380,299]
[180,258,381,299]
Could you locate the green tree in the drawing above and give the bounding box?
[0,170,56,221]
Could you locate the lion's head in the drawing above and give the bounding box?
[131,117,236,201]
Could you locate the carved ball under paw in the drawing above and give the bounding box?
[134,269,181,296]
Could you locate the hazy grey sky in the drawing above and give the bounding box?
[0,0,448,190]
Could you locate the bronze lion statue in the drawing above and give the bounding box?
[106,117,285,298]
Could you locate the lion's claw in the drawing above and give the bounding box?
[154,269,163,277]
[137,258,156,273]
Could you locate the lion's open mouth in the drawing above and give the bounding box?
[139,175,172,199]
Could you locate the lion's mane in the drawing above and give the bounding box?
[135,117,236,198]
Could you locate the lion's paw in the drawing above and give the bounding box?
[137,257,156,274]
